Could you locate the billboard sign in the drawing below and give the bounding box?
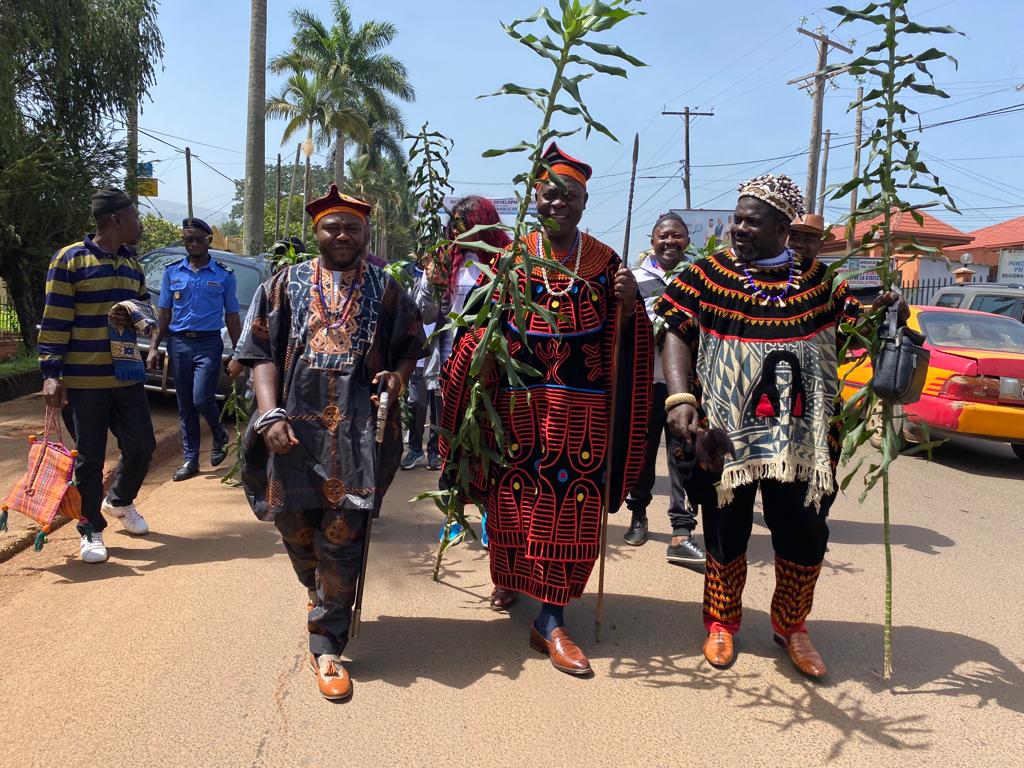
[137,178,158,197]
[996,249,1024,284]
[668,208,734,250]
[440,195,537,218]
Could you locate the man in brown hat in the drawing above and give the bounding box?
[236,184,425,701]
[787,213,833,261]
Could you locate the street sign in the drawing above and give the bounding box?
[136,162,154,178]
[137,178,158,197]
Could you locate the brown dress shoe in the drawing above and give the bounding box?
[775,631,827,679]
[703,630,735,668]
[308,653,353,701]
[529,625,593,676]
[489,587,518,611]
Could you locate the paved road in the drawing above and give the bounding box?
[0,433,1021,767]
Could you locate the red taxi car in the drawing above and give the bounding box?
[840,306,1024,462]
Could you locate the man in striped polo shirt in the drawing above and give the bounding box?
[39,188,156,564]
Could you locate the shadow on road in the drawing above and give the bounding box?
[39,521,283,582]
[906,437,1022,481]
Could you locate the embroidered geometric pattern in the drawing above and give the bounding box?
[703,552,748,629]
[770,557,822,636]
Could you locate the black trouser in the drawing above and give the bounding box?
[275,506,369,656]
[406,370,440,455]
[626,381,696,535]
[685,468,834,635]
[66,384,156,534]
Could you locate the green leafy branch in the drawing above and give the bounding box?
[407,123,455,262]
[417,1,646,579]
[825,0,961,680]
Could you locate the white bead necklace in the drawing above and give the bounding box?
[538,230,582,297]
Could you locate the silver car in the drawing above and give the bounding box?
[136,247,271,398]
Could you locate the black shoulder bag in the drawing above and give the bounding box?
[870,303,930,405]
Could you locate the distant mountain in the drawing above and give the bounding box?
[138,198,231,226]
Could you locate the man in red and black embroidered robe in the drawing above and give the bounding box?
[656,174,855,679]
[238,185,424,700]
[441,144,653,676]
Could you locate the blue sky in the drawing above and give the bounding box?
[136,0,1024,255]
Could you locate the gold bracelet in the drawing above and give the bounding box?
[664,392,698,413]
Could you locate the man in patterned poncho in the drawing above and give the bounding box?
[655,174,852,679]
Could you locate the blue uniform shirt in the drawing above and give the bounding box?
[159,257,240,332]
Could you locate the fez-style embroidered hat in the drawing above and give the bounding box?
[537,142,593,188]
[305,184,372,226]
[737,173,805,222]
[182,217,213,235]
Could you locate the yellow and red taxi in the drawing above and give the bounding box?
[840,306,1024,461]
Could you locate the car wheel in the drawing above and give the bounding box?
[1012,444,1024,463]
[868,403,909,451]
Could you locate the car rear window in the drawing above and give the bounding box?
[919,311,1024,353]
[971,294,1022,318]
[934,292,962,308]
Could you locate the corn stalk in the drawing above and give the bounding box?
[417,0,646,579]
[825,0,961,680]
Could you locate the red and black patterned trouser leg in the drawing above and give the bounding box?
[771,558,822,638]
[703,553,748,634]
[274,507,368,656]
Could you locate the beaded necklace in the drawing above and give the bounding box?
[734,250,800,307]
[315,261,362,328]
[537,229,582,297]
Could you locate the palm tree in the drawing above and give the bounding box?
[244,0,267,256]
[354,97,407,173]
[266,71,338,242]
[270,0,415,183]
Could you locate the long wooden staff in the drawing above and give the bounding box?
[351,378,391,641]
[596,133,640,643]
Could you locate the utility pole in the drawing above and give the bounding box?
[283,143,301,237]
[274,153,282,242]
[817,129,831,215]
[662,107,714,209]
[788,28,852,215]
[848,85,864,252]
[184,146,194,218]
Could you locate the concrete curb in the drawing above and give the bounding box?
[0,370,41,404]
[0,426,182,564]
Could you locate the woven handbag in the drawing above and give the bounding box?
[1,407,82,550]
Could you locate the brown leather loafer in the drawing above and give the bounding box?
[529,625,593,676]
[308,652,352,701]
[775,631,827,679]
[489,587,518,611]
[703,630,735,668]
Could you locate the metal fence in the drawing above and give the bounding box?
[0,301,19,335]
[899,276,990,306]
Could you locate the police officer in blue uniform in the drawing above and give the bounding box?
[147,218,241,480]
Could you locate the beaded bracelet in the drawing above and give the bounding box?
[254,407,288,435]
[664,392,698,413]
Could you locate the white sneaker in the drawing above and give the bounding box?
[101,499,149,535]
[79,530,108,563]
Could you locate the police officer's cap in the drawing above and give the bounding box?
[182,217,213,235]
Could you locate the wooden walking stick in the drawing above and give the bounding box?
[595,133,640,643]
[351,378,392,641]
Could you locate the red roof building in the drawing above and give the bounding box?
[945,216,1024,284]
[820,208,974,282]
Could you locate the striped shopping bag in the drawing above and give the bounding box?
[1,408,81,550]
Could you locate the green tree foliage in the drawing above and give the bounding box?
[269,0,414,182]
[136,215,181,256]
[0,0,164,348]
[826,0,961,680]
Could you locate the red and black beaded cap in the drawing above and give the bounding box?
[305,183,372,226]
[537,142,592,188]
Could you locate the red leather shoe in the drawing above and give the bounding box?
[529,625,593,676]
[775,631,827,679]
[308,653,353,701]
[703,630,735,668]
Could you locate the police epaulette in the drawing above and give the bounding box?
[215,260,233,272]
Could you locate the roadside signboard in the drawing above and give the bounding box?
[996,249,1024,284]
[137,178,158,197]
[668,208,734,249]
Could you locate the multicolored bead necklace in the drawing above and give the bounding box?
[315,262,362,328]
[736,251,800,307]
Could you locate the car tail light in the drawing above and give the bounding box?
[939,375,1000,404]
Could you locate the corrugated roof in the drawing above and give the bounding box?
[945,215,1024,254]
[822,208,973,252]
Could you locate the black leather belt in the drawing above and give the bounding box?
[171,330,221,339]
